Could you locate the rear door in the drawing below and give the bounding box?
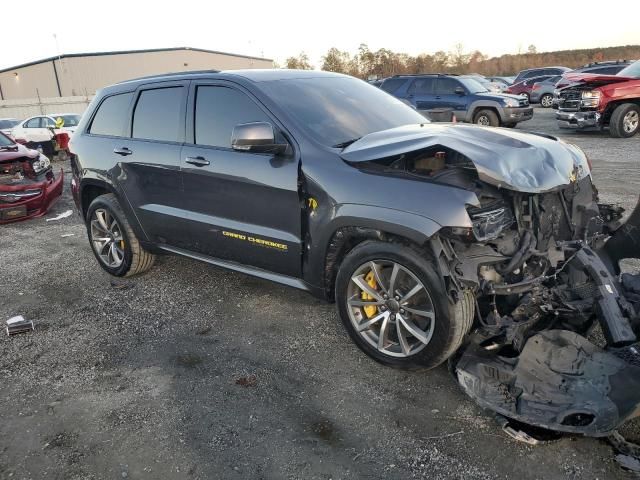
[180,81,302,277]
[20,117,52,143]
[406,77,436,112]
[108,81,193,248]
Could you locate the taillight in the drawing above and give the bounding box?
[532,84,540,90]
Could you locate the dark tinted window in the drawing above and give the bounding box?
[25,117,41,128]
[585,66,624,75]
[90,92,133,137]
[409,78,435,95]
[380,78,408,93]
[435,77,462,94]
[261,77,426,148]
[195,86,270,148]
[132,87,183,142]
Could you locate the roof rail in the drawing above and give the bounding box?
[390,73,459,78]
[117,69,221,84]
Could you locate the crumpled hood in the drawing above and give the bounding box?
[0,142,39,163]
[341,123,590,193]
[562,72,635,88]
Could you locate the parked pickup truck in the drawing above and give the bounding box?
[555,60,640,137]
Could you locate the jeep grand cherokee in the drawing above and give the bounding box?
[70,69,640,436]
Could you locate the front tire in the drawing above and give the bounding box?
[86,193,155,277]
[540,94,553,108]
[335,241,474,370]
[610,103,640,138]
[473,109,500,127]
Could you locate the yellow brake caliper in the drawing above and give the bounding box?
[362,270,379,318]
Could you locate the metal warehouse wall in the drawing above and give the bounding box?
[0,49,273,100]
[0,96,91,120]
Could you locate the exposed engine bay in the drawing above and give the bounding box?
[343,126,640,436]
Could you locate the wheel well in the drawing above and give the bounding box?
[81,184,110,219]
[603,100,640,125]
[323,227,426,301]
[471,106,499,121]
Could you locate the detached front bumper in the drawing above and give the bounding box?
[556,110,601,129]
[0,168,64,224]
[502,106,533,123]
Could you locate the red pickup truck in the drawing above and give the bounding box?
[555,60,640,137]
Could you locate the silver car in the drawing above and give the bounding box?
[529,75,562,107]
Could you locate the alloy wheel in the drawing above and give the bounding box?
[541,95,553,108]
[623,110,639,134]
[346,260,436,358]
[476,115,490,126]
[90,208,125,268]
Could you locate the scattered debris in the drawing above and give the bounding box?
[423,430,464,440]
[497,416,562,445]
[175,354,203,368]
[110,280,134,291]
[609,431,640,473]
[6,315,35,336]
[197,326,212,335]
[46,210,73,222]
[235,374,257,387]
[60,233,75,238]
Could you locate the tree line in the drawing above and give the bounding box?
[283,44,640,78]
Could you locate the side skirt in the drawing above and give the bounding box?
[158,245,310,292]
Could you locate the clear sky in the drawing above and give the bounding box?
[3,0,639,70]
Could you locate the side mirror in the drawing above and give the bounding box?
[231,122,288,155]
[454,86,465,95]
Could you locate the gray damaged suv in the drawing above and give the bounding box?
[70,69,640,436]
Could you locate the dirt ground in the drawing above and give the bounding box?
[1,108,639,480]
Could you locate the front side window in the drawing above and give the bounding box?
[194,86,270,148]
[132,87,184,142]
[89,92,134,137]
[380,78,408,94]
[435,78,462,95]
[43,117,56,128]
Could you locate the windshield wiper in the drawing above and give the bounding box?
[332,137,361,149]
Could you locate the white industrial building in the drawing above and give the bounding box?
[0,47,273,101]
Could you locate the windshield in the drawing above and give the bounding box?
[0,132,15,147]
[459,78,489,93]
[0,119,18,129]
[260,77,427,147]
[56,114,80,127]
[618,61,640,78]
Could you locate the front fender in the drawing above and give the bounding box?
[466,100,505,122]
[303,203,443,295]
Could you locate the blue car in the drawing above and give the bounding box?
[380,74,533,127]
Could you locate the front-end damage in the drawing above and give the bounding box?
[0,141,64,223]
[342,124,640,436]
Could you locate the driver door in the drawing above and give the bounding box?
[180,81,302,277]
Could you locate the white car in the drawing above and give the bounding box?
[10,113,81,144]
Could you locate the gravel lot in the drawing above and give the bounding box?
[1,108,639,480]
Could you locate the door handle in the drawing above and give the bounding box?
[185,156,210,167]
[113,147,133,156]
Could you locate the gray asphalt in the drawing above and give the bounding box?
[1,107,639,480]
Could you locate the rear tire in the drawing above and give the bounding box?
[610,103,640,138]
[335,240,474,370]
[86,193,155,277]
[473,109,500,127]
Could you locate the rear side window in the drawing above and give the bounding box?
[89,92,133,137]
[380,78,407,93]
[409,78,435,95]
[132,87,184,142]
[194,86,270,148]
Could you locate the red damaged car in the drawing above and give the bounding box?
[0,132,63,223]
[555,60,640,137]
